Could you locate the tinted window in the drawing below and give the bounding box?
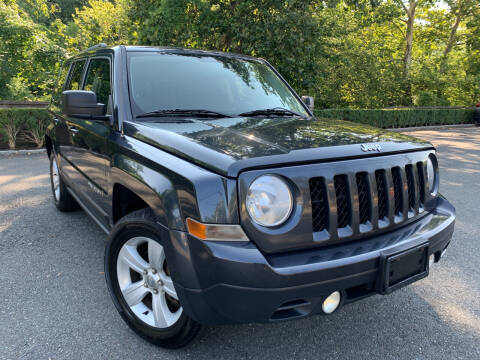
[127,53,307,117]
[51,62,71,106]
[84,58,111,106]
[66,60,86,90]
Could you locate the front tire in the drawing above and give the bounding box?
[104,209,201,348]
[49,152,79,212]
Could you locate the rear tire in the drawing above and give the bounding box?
[104,208,201,348]
[49,152,79,212]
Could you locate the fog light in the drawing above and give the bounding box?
[322,291,341,314]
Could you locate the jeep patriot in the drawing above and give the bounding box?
[45,44,456,348]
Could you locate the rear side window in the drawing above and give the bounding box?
[66,60,86,90]
[84,58,111,106]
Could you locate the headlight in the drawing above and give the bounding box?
[246,175,293,227]
[426,155,437,194]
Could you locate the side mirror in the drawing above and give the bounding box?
[62,90,107,120]
[301,96,314,111]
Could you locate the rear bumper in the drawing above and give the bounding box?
[169,197,455,325]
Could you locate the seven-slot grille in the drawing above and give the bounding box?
[309,162,427,237]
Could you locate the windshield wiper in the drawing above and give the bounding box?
[238,107,306,118]
[136,109,232,119]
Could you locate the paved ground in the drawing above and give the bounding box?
[1,127,479,360]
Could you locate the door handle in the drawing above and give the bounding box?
[69,126,80,135]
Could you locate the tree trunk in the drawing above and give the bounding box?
[402,1,417,105]
[443,13,462,58]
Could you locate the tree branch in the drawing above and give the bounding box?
[394,0,409,14]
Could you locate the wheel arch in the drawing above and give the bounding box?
[45,135,53,159]
[110,157,186,231]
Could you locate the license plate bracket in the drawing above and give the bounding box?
[378,242,429,294]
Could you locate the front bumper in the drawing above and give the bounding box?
[168,197,455,325]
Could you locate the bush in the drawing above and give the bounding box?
[314,108,475,128]
[0,108,50,149]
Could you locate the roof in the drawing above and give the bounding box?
[72,44,262,62]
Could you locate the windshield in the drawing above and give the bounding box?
[127,52,309,118]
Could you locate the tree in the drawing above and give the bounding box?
[65,0,129,51]
[129,0,326,94]
[443,0,479,59]
[0,0,65,99]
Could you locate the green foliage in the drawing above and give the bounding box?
[67,0,130,51]
[128,0,480,108]
[0,108,50,149]
[314,108,475,128]
[22,109,50,147]
[0,1,66,100]
[6,76,33,100]
[1,0,480,109]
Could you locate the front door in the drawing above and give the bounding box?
[57,59,86,187]
[66,57,113,226]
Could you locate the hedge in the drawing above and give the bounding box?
[0,108,50,150]
[314,108,475,128]
[0,107,476,149]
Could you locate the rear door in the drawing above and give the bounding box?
[66,56,113,226]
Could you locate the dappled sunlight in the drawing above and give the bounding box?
[403,129,480,152]
[0,194,47,214]
[0,218,13,233]
[442,180,463,187]
[413,268,480,336]
[0,174,20,185]
[0,173,49,196]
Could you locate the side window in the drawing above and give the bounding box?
[84,58,111,107]
[66,60,86,90]
[51,62,71,106]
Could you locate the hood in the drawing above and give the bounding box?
[124,116,433,177]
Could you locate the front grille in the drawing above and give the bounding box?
[309,177,329,232]
[310,161,427,238]
[334,175,351,228]
[417,162,426,206]
[356,172,371,224]
[375,170,388,220]
[405,164,416,210]
[391,167,403,215]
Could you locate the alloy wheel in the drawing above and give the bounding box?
[51,156,60,201]
[116,237,182,328]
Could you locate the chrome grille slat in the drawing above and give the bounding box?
[310,162,427,240]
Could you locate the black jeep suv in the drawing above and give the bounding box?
[46,44,455,348]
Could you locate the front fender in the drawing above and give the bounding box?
[111,154,185,230]
[109,133,239,231]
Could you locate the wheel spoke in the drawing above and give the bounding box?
[152,292,176,327]
[118,245,149,274]
[161,274,178,300]
[121,280,148,307]
[147,240,164,271]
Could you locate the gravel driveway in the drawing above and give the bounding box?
[1,127,479,360]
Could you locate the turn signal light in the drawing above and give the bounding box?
[186,218,249,242]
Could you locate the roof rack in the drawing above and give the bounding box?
[84,43,108,52]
